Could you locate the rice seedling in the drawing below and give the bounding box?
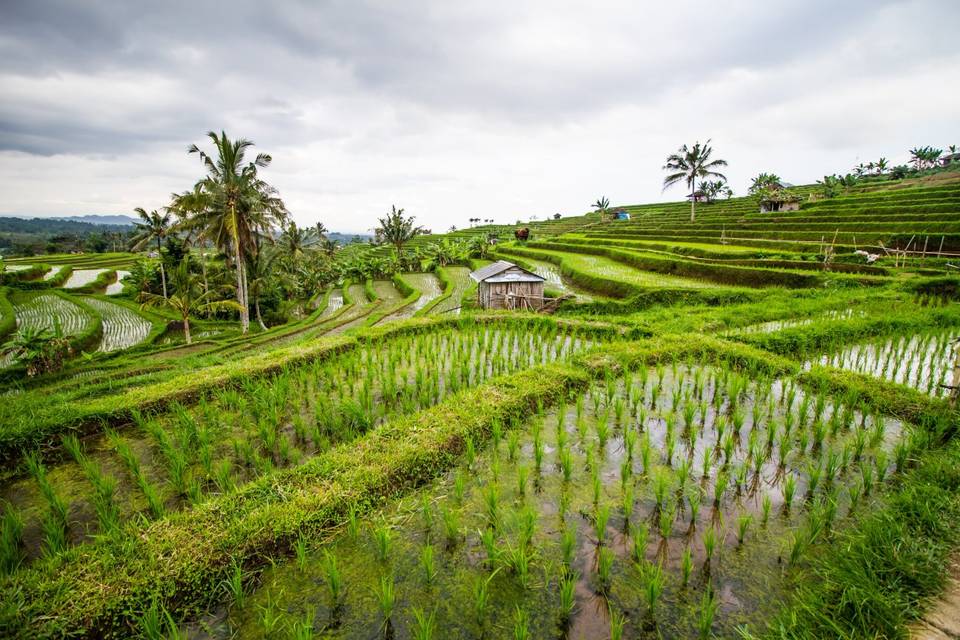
[373,523,392,563]
[558,448,573,482]
[658,504,675,539]
[561,528,576,571]
[421,495,435,533]
[610,609,626,640]
[295,533,308,571]
[346,504,360,539]
[472,570,497,627]
[291,607,316,640]
[645,561,664,616]
[681,546,693,587]
[713,471,729,506]
[592,469,602,505]
[783,474,797,513]
[504,543,533,589]
[411,607,437,640]
[559,571,577,622]
[259,591,284,635]
[703,527,718,565]
[453,470,466,503]
[590,504,611,546]
[513,606,529,640]
[736,513,752,545]
[516,465,529,498]
[533,437,544,472]
[698,589,719,639]
[596,546,614,593]
[788,530,808,565]
[632,522,650,564]
[1,505,24,575]
[761,494,772,527]
[322,549,343,606]
[420,544,436,586]
[482,484,500,529]
[481,527,499,567]
[507,431,520,461]
[221,558,246,609]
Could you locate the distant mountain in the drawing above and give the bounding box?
[51,215,137,226]
[329,231,372,244]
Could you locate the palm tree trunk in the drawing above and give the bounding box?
[690,177,696,223]
[183,314,192,345]
[157,237,168,299]
[255,297,267,331]
[234,241,248,333]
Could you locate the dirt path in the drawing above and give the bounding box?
[912,556,960,639]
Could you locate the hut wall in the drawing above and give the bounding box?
[478,281,545,310]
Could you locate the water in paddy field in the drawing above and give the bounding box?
[104,271,129,295]
[523,257,593,301]
[406,273,443,311]
[62,269,107,289]
[210,365,904,640]
[318,290,343,316]
[1,264,32,272]
[728,309,862,335]
[808,329,960,398]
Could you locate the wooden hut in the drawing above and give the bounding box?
[470,260,546,310]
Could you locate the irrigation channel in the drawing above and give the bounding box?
[0,325,599,569]
[200,363,908,639]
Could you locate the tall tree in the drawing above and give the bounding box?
[139,257,240,344]
[662,140,728,222]
[130,207,172,299]
[375,205,423,262]
[185,131,288,333]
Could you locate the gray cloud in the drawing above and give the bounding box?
[0,0,958,231]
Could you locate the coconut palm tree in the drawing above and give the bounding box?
[376,205,424,262]
[592,197,610,219]
[662,141,728,222]
[139,257,240,344]
[130,208,172,299]
[185,131,288,333]
[876,157,889,174]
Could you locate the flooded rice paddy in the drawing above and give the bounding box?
[0,326,598,570]
[808,328,959,398]
[206,363,905,639]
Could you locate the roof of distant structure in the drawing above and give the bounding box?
[469,260,545,283]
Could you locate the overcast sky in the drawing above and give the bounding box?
[1,0,958,233]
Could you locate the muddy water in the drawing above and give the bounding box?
[211,365,902,639]
[808,328,959,397]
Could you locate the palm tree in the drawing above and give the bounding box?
[139,257,240,344]
[278,221,314,261]
[130,208,172,299]
[376,205,424,262]
[185,131,288,333]
[592,197,610,219]
[662,141,728,222]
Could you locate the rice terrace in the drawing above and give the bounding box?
[1,2,959,639]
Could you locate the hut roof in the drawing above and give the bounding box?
[469,260,544,283]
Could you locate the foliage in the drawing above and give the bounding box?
[0,324,73,377]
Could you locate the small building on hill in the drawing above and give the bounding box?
[470,260,545,310]
[759,191,802,213]
[687,190,709,203]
